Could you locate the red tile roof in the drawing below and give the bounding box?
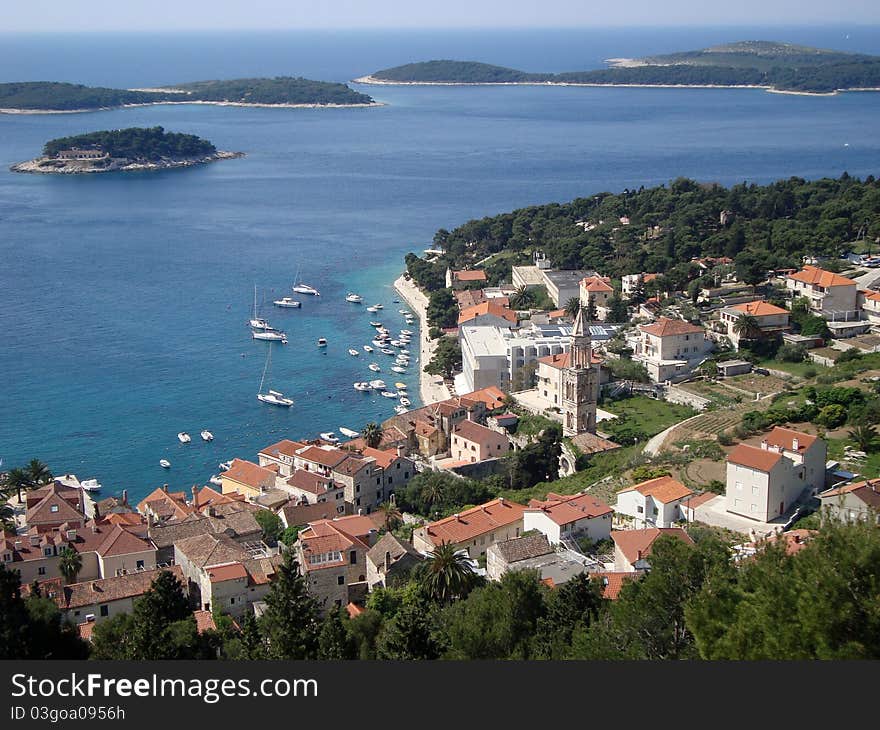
[453,419,507,446]
[362,447,399,470]
[259,439,308,459]
[193,610,218,634]
[590,571,639,600]
[207,562,249,583]
[730,300,789,317]
[458,301,517,325]
[612,528,694,566]
[62,567,185,610]
[787,265,856,288]
[346,602,365,618]
[762,426,817,453]
[296,446,348,469]
[221,459,276,489]
[286,469,336,495]
[137,486,192,522]
[538,352,603,370]
[422,498,527,545]
[819,479,880,508]
[618,476,694,504]
[78,621,95,641]
[640,317,705,337]
[727,443,784,472]
[526,492,613,525]
[581,275,614,293]
[452,269,487,282]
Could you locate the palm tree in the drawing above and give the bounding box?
[733,313,762,342]
[510,285,535,310]
[361,422,382,449]
[848,423,879,453]
[564,297,581,319]
[377,501,402,531]
[418,477,446,515]
[3,467,31,503]
[0,501,15,533]
[420,541,478,604]
[58,547,82,585]
[27,459,52,486]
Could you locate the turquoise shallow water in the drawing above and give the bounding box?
[2,28,880,502]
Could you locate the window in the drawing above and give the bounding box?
[376,477,380,485]
[38,567,46,575]
[136,560,145,569]
[404,472,409,479]
[734,498,742,507]
[350,550,357,565]
[50,505,59,513]
[735,481,743,491]
[337,575,345,585]
[230,598,236,605]
[652,507,659,516]
[750,504,758,513]
[396,463,400,469]
[356,485,360,494]
[44,548,53,556]
[356,498,360,506]
[637,506,644,514]
[752,486,760,496]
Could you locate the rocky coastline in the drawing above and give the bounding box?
[9,150,244,174]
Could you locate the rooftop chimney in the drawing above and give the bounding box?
[396,444,406,458]
[760,440,768,450]
[121,489,128,505]
[162,484,169,493]
[498,497,505,506]
[792,437,799,451]
[192,485,200,511]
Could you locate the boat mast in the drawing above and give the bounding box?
[259,345,271,394]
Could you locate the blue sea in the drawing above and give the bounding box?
[2,26,880,503]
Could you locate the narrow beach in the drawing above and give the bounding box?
[393,274,451,406]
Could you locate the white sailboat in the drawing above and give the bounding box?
[253,329,288,343]
[256,345,294,407]
[292,266,320,296]
[249,284,274,330]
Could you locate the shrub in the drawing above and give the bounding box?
[717,431,735,446]
[816,404,847,428]
[704,479,726,495]
[630,465,672,481]
[803,366,817,379]
[776,343,807,363]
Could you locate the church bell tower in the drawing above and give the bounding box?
[561,307,598,436]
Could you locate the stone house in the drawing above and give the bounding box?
[632,317,712,383]
[220,459,278,500]
[365,533,423,588]
[450,420,510,463]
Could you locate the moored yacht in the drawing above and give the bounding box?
[348,349,360,356]
[257,389,294,407]
[380,390,398,399]
[353,381,372,391]
[369,379,387,390]
[80,478,102,492]
[160,459,171,468]
[369,321,382,327]
[273,297,302,308]
[391,366,407,373]
[363,345,373,352]
[346,293,363,303]
[317,338,327,347]
[250,317,275,330]
[253,329,288,343]
[366,306,378,313]
[320,431,339,443]
[368,363,381,372]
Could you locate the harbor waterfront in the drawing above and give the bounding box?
[3,28,880,505]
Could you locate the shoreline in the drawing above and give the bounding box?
[353,75,878,96]
[0,100,385,115]
[393,274,451,407]
[9,150,244,174]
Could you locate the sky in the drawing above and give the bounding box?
[4,0,880,32]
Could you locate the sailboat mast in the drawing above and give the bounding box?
[258,346,270,394]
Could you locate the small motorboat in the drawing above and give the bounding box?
[400,329,413,336]
[366,306,378,313]
[381,391,398,399]
[381,348,396,356]
[160,459,171,468]
[394,382,407,390]
[369,321,382,327]
[390,340,402,347]
[399,397,411,407]
[201,430,214,441]
[80,478,102,492]
[399,309,410,315]
[371,339,385,348]
[317,338,327,347]
[178,432,191,443]
[346,293,363,303]
[392,299,400,303]
[369,363,381,372]
[373,304,384,310]
[273,297,301,308]
[339,427,360,438]
[209,475,223,486]
[391,366,407,373]
[394,404,407,415]
[354,382,372,391]
[399,349,410,355]
[363,345,373,352]
[348,348,360,356]
[218,461,232,471]
[369,379,387,390]
[396,359,410,366]
[320,431,339,443]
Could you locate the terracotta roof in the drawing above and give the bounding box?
[862,289,880,302]
[730,300,789,317]
[299,520,369,571]
[526,492,613,525]
[346,602,365,618]
[819,479,880,508]
[569,432,620,455]
[193,610,218,634]
[296,446,348,469]
[98,512,145,528]
[422,498,527,545]
[221,459,276,489]
[538,351,603,370]
[640,317,705,337]
[207,562,249,583]
[788,265,856,288]
[244,555,282,586]
[492,533,553,563]
[727,443,784,472]
[414,420,440,438]
[682,492,718,510]
[286,469,336,495]
[618,476,694,504]
[193,485,244,511]
[136,486,192,522]
[314,514,377,541]
[94,524,155,558]
[78,621,95,641]
[362,447,400,470]
[63,567,185,610]
[259,439,308,460]
[333,454,374,476]
[581,275,613,293]
[453,419,506,446]
[590,571,640,600]
[455,289,487,308]
[762,426,817,453]
[452,269,487,282]
[611,528,694,566]
[458,301,517,325]
[26,485,86,525]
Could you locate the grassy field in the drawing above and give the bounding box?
[601,395,697,437]
[826,436,880,479]
[755,357,826,378]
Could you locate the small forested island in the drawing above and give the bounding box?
[10,126,243,174]
[361,41,880,94]
[0,76,376,113]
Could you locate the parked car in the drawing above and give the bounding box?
[753,367,770,375]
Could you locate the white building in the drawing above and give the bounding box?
[719,300,791,349]
[522,492,613,544]
[458,322,572,393]
[579,276,615,320]
[726,427,827,522]
[615,476,695,529]
[510,252,596,307]
[611,528,694,572]
[630,317,712,383]
[785,265,858,320]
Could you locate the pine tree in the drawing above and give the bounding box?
[318,607,357,659]
[260,551,321,659]
[0,564,30,659]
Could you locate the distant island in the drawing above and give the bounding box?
[358,41,880,94]
[10,126,244,174]
[0,76,377,113]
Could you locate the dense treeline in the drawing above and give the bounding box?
[371,44,880,93]
[173,76,374,105]
[0,77,374,111]
[42,127,216,161]
[412,174,880,285]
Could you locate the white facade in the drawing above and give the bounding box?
[629,318,712,383]
[614,490,687,529]
[785,266,858,320]
[522,510,611,545]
